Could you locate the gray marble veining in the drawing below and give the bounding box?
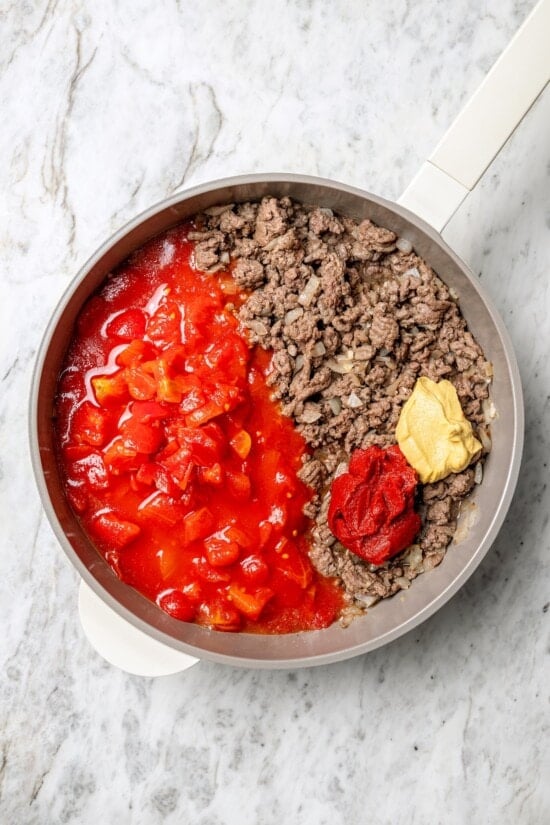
[1,1,549,822]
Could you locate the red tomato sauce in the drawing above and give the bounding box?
[55,225,343,633]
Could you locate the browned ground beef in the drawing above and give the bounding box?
[194,197,493,620]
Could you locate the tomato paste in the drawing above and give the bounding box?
[55,226,343,633]
[327,445,421,565]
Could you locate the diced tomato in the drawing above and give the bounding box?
[162,344,188,373]
[160,446,193,485]
[204,537,240,568]
[157,545,180,580]
[230,429,252,459]
[157,378,182,404]
[196,599,242,631]
[136,463,182,499]
[120,417,163,454]
[204,334,249,381]
[183,507,215,544]
[226,470,251,500]
[72,402,111,447]
[175,425,223,465]
[116,339,155,367]
[131,400,169,423]
[273,540,313,589]
[91,372,129,407]
[72,452,110,491]
[185,400,224,427]
[92,512,140,549]
[192,556,232,583]
[223,525,254,549]
[155,439,179,462]
[125,366,157,401]
[146,301,182,348]
[200,463,223,486]
[157,589,196,622]
[240,554,269,586]
[227,584,274,621]
[106,309,147,341]
[210,383,242,413]
[138,491,187,527]
[180,386,206,414]
[103,438,140,475]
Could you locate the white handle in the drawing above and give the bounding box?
[78,580,200,676]
[399,0,550,231]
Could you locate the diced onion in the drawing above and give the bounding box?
[482,397,497,421]
[294,354,305,373]
[347,391,363,408]
[298,275,320,307]
[477,426,492,453]
[284,307,304,324]
[404,266,421,278]
[404,544,423,571]
[474,462,483,484]
[301,405,322,423]
[327,358,353,374]
[396,237,413,254]
[313,341,326,357]
[355,593,380,608]
[247,320,268,336]
[328,397,342,415]
[395,576,410,590]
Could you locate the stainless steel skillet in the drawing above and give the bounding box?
[30,2,549,674]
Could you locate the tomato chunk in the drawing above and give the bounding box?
[157,589,196,622]
[240,554,269,586]
[120,418,163,454]
[204,537,240,568]
[230,429,252,459]
[183,507,215,543]
[72,402,111,447]
[91,372,129,407]
[92,512,140,549]
[106,309,147,341]
[227,584,274,621]
[146,301,182,348]
[138,492,186,527]
[196,599,241,631]
[125,366,157,401]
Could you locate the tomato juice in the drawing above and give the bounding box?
[55,225,343,633]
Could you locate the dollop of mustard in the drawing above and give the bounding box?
[395,377,482,483]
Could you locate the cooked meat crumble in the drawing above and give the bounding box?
[194,197,492,617]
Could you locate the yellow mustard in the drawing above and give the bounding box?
[395,377,482,483]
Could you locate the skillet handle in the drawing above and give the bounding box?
[78,580,200,676]
[398,0,550,232]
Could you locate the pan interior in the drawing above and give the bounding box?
[31,175,522,667]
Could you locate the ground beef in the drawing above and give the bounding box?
[194,198,492,616]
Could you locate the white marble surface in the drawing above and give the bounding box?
[1,1,549,822]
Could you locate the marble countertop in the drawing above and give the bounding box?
[2,1,549,822]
